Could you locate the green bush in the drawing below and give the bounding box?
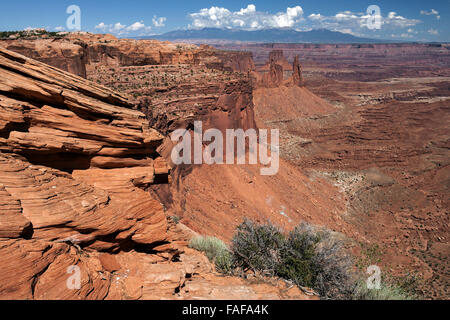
[310,230,356,299]
[189,236,232,273]
[231,219,356,299]
[214,250,233,274]
[276,224,321,288]
[231,220,284,275]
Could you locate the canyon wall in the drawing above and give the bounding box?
[1,34,257,78]
[1,34,257,136]
[0,45,315,301]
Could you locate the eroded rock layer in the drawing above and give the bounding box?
[1,34,255,78]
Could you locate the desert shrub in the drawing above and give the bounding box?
[189,236,226,260]
[231,219,284,275]
[391,272,422,298]
[276,224,321,288]
[309,230,357,299]
[189,236,232,273]
[230,219,357,299]
[214,250,233,274]
[352,280,415,300]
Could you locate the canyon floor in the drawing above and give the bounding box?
[0,36,448,299]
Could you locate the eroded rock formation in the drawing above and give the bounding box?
[261,58,284,88]
[0,46,171,298]
[292,55,305,87]
[259,50,305,88]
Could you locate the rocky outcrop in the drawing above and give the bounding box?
[259,50,305,88]
[269,49,284,62]
[0,45,171,251]
[292,55,305,87]
[0,46,170,298]
[261,58,283,88]
[213,50,256,73]
[1,35,257,138]
[1,34,253,78]
[1,40,87,78]
[268,49,291,70]
[1,34,258,137]
[85,57,256,136]
[143,77,256,135]
[0,47,166,172]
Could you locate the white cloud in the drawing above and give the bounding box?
[54,26,65,31]
[127,21,145,31]
[340,28,357,35]
[152,16,167,27]
[305,10,420,35]
[420,9,440,20]
[237,4,256,15]
[335,11,358,21]
[95,22,106,29]
[428,28,439,35]
[420,9,439,15]
[186,5,425,40]
[95,21,152,35]
[275,6,304,28]
[189,4,304,30]
[113,22,126,31]
[308,13,323,21]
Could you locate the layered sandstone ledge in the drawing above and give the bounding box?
[0,33,256,79]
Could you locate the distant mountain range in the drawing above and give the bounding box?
[143,28,385,43]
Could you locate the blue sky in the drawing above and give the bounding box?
[0,0,448,41]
